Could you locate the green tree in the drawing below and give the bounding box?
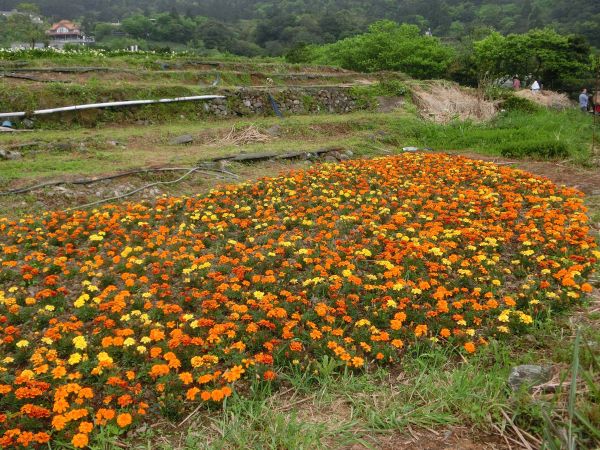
[5,14,47,48]
[474,28,591,89]
[310,21,455,79]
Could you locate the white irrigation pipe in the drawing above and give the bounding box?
[0,95,225,119]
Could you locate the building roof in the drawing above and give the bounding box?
[48,20,81,34]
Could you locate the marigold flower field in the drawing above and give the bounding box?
[0,154,597,448]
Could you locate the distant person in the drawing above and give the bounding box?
[579,88,589,112]
[531,80,541,94]
[512,77,521,90]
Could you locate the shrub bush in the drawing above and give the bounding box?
[500,96,540,113]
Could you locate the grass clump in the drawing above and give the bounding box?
[500,96,541,113]
[500,140,570,159]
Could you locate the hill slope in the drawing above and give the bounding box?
[0,0,598,47]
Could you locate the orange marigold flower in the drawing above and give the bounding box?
[116,413,132,428]
[78,422,93,433]
[149,364,170,379]
[51,415,67,431]
[464,342,476,354]
[581,283,593,293]
[263,370,276,381]
[72,433,89,448]
[179,372,194,385]
[414,324,428,337]
[186,387,200,401]
[223,365,245,383]
[211,389,225,402]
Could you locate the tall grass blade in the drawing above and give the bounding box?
[567,328,582,450]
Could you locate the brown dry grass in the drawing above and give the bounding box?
[514,89,572,109]
[412,83,497,123]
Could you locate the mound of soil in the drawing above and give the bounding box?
[412,83,496,123]
[514,89,572,109]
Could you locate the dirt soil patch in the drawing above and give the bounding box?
[412,83,497,123]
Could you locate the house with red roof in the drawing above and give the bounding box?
[46,20,94,48]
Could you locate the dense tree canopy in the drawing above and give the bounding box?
[474,28,591,89]
[303,21,455,79]
[0,0,596,90]
[0,0,599,48]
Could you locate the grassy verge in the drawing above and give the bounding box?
[1,108,595,178]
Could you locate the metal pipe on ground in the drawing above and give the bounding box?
[0,95,225,119]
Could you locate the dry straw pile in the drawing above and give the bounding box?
[514,89,572,109]
[412,83,497,123]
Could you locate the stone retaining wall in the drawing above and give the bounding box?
[205,87,368,117]
[9,86,375,128]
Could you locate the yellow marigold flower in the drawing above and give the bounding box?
[72,336,87,350]
[191,356,204,368]
[518,312,533,324]
[20,369,34,379]
[97,352,113,364]
[68,353,82,365]
[429,247,443,256]
[16,340,29,348]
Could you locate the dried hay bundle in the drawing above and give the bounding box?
[412,83,497,124]
[211,125,273,147]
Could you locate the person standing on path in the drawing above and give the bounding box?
[512,76,521,90]
[579,88,589,112]
[531,80,541,94]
